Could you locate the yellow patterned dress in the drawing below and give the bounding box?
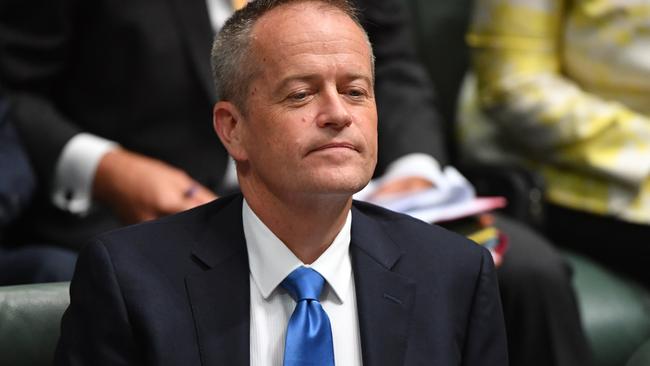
[462,0,650,224]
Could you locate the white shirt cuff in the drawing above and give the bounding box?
[205,0,234,33]
[52,133,119,215]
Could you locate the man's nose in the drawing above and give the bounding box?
[315,88,352,130]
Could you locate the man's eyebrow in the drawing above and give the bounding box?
[273,74,321,95]
[342,73,373,88]
[273,72,373,95]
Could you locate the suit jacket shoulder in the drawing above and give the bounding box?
[350,200,508,366]
[56,194,251,366]
[352,199,490,282]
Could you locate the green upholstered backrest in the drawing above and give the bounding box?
[627,339,650,366]
[565,253,650,366]
[0,282,70,366]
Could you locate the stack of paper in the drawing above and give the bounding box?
[355,166,506,223]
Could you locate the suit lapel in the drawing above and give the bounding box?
[351,204,416,366]
[165,0,217,101]
[185,195,250,365]
[184,198,416,365]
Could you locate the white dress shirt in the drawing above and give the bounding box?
[242,199,363,366]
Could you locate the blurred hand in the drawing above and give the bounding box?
[93,148,217,224]
[492,252,504,268]
[369,176,433,201]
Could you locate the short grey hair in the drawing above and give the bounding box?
[211,0,374,114]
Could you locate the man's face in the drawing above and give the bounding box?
[236,3,377,202]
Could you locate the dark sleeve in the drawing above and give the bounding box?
[355,0,449,174]
[0,0,83,186]
[462,248,509,366]
[54,240,142,365]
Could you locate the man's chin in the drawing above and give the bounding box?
[307,176,372,197]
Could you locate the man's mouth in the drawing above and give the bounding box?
[310,141,358,153]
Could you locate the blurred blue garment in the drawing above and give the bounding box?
[0,244,76,285]
[0,99,75,285]
[0,98,36,231]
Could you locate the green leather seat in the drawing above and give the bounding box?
[0,282,69,366]
[627,339,650,366]
[566,253,650,366]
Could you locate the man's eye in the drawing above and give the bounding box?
[289,91,309,101]
[346,88,367,98]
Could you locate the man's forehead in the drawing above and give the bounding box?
[264,36,369,62]
[251,2,365,45]
[250,2,370,65]
[255,1,349,23]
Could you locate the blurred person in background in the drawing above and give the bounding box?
[0,0,223,257]
[464,0,650,287]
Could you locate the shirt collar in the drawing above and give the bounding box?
[242,199,353,303]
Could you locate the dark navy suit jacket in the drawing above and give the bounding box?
[55,194,507,365]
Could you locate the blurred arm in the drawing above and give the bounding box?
[356,0,449,175]
[469,0,650,187]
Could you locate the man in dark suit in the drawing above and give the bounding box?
[55,1,508,364]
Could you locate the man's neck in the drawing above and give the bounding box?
[241,184,352,264]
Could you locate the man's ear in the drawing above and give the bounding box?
[213,101,248,162]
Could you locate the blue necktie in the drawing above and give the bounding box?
[281,266,335,366]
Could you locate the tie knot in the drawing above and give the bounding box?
[281,267,325,301]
